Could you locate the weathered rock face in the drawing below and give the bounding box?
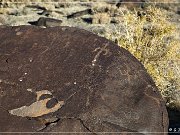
[0,26,168,134]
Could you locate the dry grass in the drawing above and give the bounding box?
[92,13,111,24]
[106,6,180,109]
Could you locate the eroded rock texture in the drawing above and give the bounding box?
[0,26,168,134]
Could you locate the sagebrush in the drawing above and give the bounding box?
[106,6,180,109]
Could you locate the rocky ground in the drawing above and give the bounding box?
[1,1,179,37]
[0,0,180,133]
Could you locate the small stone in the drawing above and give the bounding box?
[28,17,62,27]
[7,9,18,15]
[67,9,92,19]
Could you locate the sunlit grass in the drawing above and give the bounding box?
[106,6,180,109]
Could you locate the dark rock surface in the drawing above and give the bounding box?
[67,9,92,19]
[28,17,62,27]
[0,26,168,134]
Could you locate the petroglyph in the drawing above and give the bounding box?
[9,89,64,117]
[92,43,112,66]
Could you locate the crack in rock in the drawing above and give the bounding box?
[51,117,97,134]
[36,117,60,132]
[35,116,97,134]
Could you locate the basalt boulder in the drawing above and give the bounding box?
[0,26,168,134]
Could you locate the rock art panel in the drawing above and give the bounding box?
[0,26,168,134]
